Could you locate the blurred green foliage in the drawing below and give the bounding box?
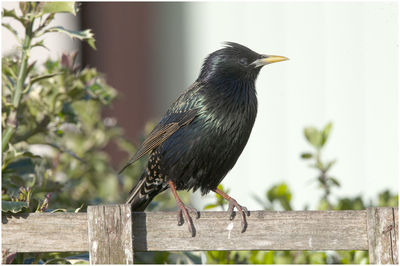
[2,2,125,214]
[2,3,397,264]
[2,2,136,263]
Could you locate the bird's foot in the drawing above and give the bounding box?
[226,198,250,233]
[176,202,199,237]
[168,180,199,236]
[213,188,250,233]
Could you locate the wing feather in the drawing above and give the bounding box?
[118,109,197,174]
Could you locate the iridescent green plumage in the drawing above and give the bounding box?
[120,42,288,235]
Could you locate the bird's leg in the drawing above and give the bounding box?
[168,180,199,237]
[212,188,250,233]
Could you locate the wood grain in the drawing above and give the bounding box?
[87,205,134,264]
[2,212,88,252]
[132,210,368,251]
[367,207,399,264]
[2,209,369,252]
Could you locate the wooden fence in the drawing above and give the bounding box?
[2,206,398,264]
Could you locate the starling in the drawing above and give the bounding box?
[120,42,288,236]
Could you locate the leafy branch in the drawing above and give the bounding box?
[301,122,339,210]
[1,2,95,153]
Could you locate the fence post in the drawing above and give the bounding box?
[87,204,134,264]
[367,207,398,264]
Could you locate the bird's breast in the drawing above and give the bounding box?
[159,82,258,193]
[199,83,258,139]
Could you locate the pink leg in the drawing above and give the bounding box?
[213,188,250,233]
[168,180,199,237]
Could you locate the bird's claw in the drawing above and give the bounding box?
[186,205,200,219]
[176,203,198,237]
[177,208,184,226]
[227,199,250,233]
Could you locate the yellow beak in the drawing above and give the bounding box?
[252,55,289,67]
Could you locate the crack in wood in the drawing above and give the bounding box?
[390,207,396,264]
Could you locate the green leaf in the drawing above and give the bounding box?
[2,73,15,92]
[203,204,218,210]
[293,251,308,264]
[378,190,399,207]
[3,156,36,177]
[325,159,336,172]
[181,252,202,264]
[31,40,49,50]
[321,122,332,147]
[304,127,322,148]
[263,251,274,264]
[19,2,30,16]
[3,154,38,189]
[336,196,365,210]
[29,72,61,87]
[46,26,96,49]
[42,2,76,15]
[275,251,292,264]
[7,173,36,189]
[354,251,368,264]
[2,59,18,80]
[267,183,292,211]
[38,13,55,32]
[317,198,330,210]
[2,201,29,213]
[309,252,326,264]
[2,9,24,24]
[45,59,60,72]
[86,38,96,50]
[2,23,21,42]
[26,61,37,76]
[328,177,341,187]
[301,152,313,159]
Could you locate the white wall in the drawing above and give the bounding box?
[184,2,399,210]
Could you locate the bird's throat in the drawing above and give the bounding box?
[199,78,258,137]
[205,78,257,113]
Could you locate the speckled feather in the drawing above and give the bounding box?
[122,42,265,210]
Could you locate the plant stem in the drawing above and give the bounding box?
[2,127,15,152]
[316,149,332,210]
[2,109,17,153]
[13,20,33,108]
[2,16,35,153]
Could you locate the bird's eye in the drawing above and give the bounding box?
[239,58,248,65]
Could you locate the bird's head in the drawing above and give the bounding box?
[198,42,288,83]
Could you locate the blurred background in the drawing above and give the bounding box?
[3,1,398,211]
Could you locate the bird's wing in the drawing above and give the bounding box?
[118,109,197,174]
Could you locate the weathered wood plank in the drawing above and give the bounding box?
[393,208,398,263]
[2,209,369,252]
[367,207,399,264]
[87,205,134,264]
[132,210,368,251]
[2,212,88,252]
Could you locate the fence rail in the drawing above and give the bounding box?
[2,206,398,264]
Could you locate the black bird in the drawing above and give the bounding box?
[119,42,288,236]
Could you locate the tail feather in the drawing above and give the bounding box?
[126,174,167,211]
